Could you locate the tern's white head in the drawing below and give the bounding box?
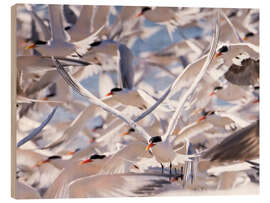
[145,136,162,152]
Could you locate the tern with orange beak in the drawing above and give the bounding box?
[25,5,103,57]
[80,154,106,165]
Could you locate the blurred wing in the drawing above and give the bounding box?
[134,11,220,124]
[63,5,78,25]
[117,43,134,89]
[48,5,69,41]
[224,58,259,86]
[100,141,151,174]
[221,10,243,43]
[164,9,220,142]
[17,107,57,147]
[43,97,117,149]
[202,120,259,162]
[53,57,151,141]
[17,56,89,72]
[173,121,214,147]
[15,181,41,199]
[16,95,63,104]
[92,6,110,32]
[26,7,51,41]
[74,25,105,54]
[68,173,171,197]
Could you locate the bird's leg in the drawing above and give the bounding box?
[175,168,177,175]
[169,162,172,180]
[161,163,164,174]
[180,166,184,181]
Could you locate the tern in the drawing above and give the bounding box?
[64,6,94,42]
[53,9,218,177]
[25,5,103,57]
[15,181,41,199]
[44,141,151,198]
[66,173,173,197]
[15,5,260,196]
[202,120,259,163]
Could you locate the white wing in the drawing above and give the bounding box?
[15,181,41,199]
[48,5,69,41]
[53,57,151,142]
[68,173,171,197]
[221,10,243,43]
[43,97,117,149]
[67,6,94,42]
[26,5,51,41]
[163,9,221,142]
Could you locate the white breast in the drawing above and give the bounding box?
[152,142,176,164]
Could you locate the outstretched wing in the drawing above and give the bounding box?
[68,173,172,197]
[202,120,259,162]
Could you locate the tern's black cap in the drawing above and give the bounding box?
[149,136,162,143]
[141,7,151,14]
[214,86,223,91]
[90,154,106,160]
[254,86,260,90]
[90,41,102,47]
[218,45,229,53]
[128,128,135,133]
[64,26,72,31]
[48,155,62,160]
[34,40,47,45]
[245,32,255,38]
[110,87,123,92]
[202,110,215,117]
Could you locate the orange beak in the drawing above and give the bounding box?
[145,142,155,152]
[242,36,247,41]
[35,159,49,167]
[106,92,112,96]
[136,12,143,18]
[197,116,206,123]
[80,158,92,165]
[121,131,129,137]
[214,52,222,59]
[209,91,216,96]
[252,99,259,104]
[25,43,36,50]
[65,151,76,156]
[89,137,95,143]
[40,96,49,101]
